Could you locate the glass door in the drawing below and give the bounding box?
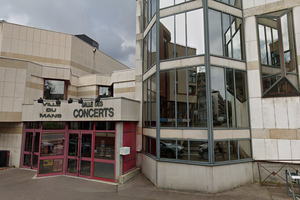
[22,131,40,169]
[67,132,93,178]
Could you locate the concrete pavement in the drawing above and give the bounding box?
[0,168,296,200]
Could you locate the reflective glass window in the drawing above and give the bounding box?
[42,122,65,130]
[160,15,175,60]
[230,140,238,160]
[143,80,148,126]
[95,122,115,130]
[190,141,209,162]
[178,140,188,161]
[40,132,65,156]
[239,140,251,159]
[187,9,205,55]
[235,70,249,128]
[151,74,157,127]
[177,68,187,127]
[214,141,229,162]
[94,132,115,160]
[69,122,93,130]
[214,0,242,8]
[226,69,236,127]
[160,0,192,9]
[44,80,65,100]
[94,162,114,180]
[160,140,177,159]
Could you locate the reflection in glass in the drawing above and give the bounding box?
[25,122,41,129]
[232,17,243,60]
[187,9,204,55]
[94,132,115,160]
[178,140,188,161]
[259,24,267,65]
[150,137,157,156]
[81,134,92,158]
[24,132,33,152]
[80,161,91,176]
[143,34,149,72]
[151,24,157,67]
[42,122,65,130]
[176,13,186,57]
[286,74,299,90]
[67,159,77,174]
[34,132,40,152]
[189,66,207,127]
[209,9,222,56]
[147,79,151,126]
[230,140,238,160]
[160,15,175,60]
[214,141,228,162]
[151,74,157,127]
[235,70,249,127]
[143,81,148,126]
[223,13,232,58]
[41,132,65,156]
[265,78,298,97]
[44,80,65,100]
[160,0,173,9]
[262,75,280,93]
[177,68,187,127]
[33,155,38,168]
[190,141,209,162]
[216,0,242,8]
[239,140,251,159]
[69,122,93,130]
[211,67,227,128]
[160,70,176,127]
[68,134,78,156]
[95,122,115,130]
[160,140,177,159]
[23,154,31,167]
[94,162,114,180]
[226,69,236,127]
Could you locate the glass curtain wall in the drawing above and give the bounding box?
[142,0,251,164]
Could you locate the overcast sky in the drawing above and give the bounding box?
[0,0,137,68]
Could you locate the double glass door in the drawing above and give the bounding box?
[67,132,93,177]
[23,131,40,169]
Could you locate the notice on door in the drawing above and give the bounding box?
[53,159,63,172]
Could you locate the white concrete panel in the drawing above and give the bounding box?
[0,82,4,97]
[13,97,24,112]
[277,140,291,160]
[247,70,261,98]
[0,97,3,111]
[293,6,300,34]
[5,68,16,83]
[0,67,5,81]
[252,139,266,160]
[254,0,266,6]
[246,41,259,62]
[16,69,27,84]
[262,98,275,129]
[245,16,257,42]
[291,140,300,163]
[274,98,288,129]
[249,98,263,128]
[2,97,14,112]
[265,139,278,160]
[286,97,300,129]
[14,83,26,98]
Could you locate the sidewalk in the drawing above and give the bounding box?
[0,168,295,200]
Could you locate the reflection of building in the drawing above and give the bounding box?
[211,90,225,120]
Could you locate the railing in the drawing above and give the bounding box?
[256,160,300,185]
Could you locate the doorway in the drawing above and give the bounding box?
[66,132,93,178]
[22,131,40,169]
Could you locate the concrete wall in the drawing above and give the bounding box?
[142,154,253,193]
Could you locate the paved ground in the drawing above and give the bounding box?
[0,168,298,200]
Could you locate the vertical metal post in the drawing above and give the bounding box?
[203,0,214,164]
[156,0,161,159]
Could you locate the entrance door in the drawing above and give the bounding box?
[66,132,93,178]
[23,131,40,169]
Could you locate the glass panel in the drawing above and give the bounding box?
[209,9,222,56]
[235,70,249,128]
[94,132,115,160]
[175,13,186,58]
[99,86,111,97]
[177,68,187,127]
[33,155,38,168]
[147,79,151,127]
[68,134,78,156]
[177,140,188,161]
[239,140,251,159]
[230,140,238,160]
[24,132,33,152]
[150,24,157,66]
[147,32,151,69]
[190,141,209,162]
[151,74,157,127]
[80,160,91,176]
[42,122,65,130]
[214,141,229,162]
[259,24,268,65]
[41,132,65,156]
[160,0,173,9]
[160,15,175,60]
[34,132,40,153]
[95,122,115,130]
[160,70,176,127]
[67,159,77,174]
[211,67,227,128]
[151,0,156,19]
[175,0,185,4]
[226,69,236,127]
[23,154,31,167]
[143,80,148,126]
[150,137,157,156]
[223,13,232,58]
[262,75,280,93]
[69,122,93,130]
[187,9,205,56]
[144,0,149,26]
[81,134,92,158]
[189,66,207,127]
[44,80,65,100]
[39,159,63,174]
[94,162,114,180]
[265,78,299,96]
[143,34,148,72]
[286,74,299,90]
[25,122,41,129]
[261,66,281,77]
[160,140,177,159]
[232,17,243,60]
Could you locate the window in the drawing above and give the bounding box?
[143,23,157,72]
[99,86,112,97]
[209,10,245,60]
[159,9,204,61]
[44,80,66,100]
[160,0,193,9]
[214,0,242,9]
[257,9,299,97]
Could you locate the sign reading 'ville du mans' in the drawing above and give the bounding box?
[39,101,114,119]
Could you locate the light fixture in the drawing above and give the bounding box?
[56,99,61,105]
[68,98,73,104]
[38,97,43,103]
[95,95,100,103]
[78,98,83,104]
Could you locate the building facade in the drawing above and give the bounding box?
[0,0,300,193]
[135,0,300,193]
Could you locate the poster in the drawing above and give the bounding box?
[53,159,63,172]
